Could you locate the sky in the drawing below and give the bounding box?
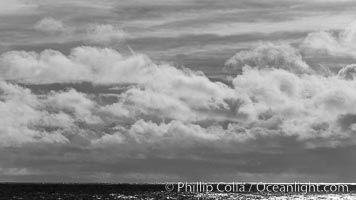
[1,0,356,183]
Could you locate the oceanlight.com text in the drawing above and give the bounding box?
[165,182,349,194]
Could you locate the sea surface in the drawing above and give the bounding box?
[0,183,355,200]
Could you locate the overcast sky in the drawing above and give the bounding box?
[1,0,356,183]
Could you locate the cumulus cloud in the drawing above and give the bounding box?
[0,47,237,123]
[0,82,71,147]
[338,64,356,79]
[2,43,356,181]
[1,45,356,150]
[224,43,312,74]
[0,46,238,147]
[301,20,356,58]
[233,66,356,141]
[34,17,66,34]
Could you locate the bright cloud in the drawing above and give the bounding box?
[1,44,356,152]
[34,18,66,34]
[225,43,312,74]
[301,20,356,58]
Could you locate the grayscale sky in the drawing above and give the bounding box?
[1,0,356,182]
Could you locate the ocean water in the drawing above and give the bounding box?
[0,184,355,200]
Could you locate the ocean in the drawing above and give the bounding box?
[0,183,355,200]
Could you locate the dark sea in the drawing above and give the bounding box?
[0,183,355,200]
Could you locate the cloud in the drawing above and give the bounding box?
[2,45,356,149]
[0,46,238,147]
[34,18,66,34]
[103,87,196,122]
[0,167,33,176]
[0,82,71,147]
[338,64,356,79]
[32,18,126,45]
[0,0,37,15]
[224,43,312,74]
[3,0,356,183]
[0,47,133,84]
[0,46,236,116]
[45,89,101,124]
[301,20,356,58]
[2,43,356,181]
[0,49,90,83]
[232,66,356,142]
[85,24,126,45]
